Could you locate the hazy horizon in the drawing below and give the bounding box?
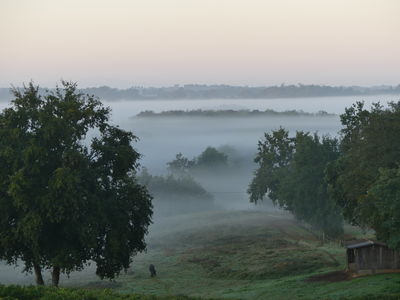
[1,83,399,89]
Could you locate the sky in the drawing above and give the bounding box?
[0,0,399,88]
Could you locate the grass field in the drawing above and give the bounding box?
[58,210,400,300]
[0,285,223,300]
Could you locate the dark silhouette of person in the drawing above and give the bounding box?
[149,264,157,277]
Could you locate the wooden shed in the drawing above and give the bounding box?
[345,240,400,275]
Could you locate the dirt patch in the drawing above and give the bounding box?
[307,270,351,282]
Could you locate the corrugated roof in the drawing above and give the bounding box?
[345,240,387,249]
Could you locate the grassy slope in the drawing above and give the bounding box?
[67,210,400,300]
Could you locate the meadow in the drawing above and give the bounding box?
[59,210,400,300]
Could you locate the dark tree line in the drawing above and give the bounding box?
[249,101,400,246]
[3,84,399,102]
[136,109,332,118]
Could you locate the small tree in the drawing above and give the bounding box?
[0,82,152,286]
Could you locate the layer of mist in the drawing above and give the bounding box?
[0,94,399,285]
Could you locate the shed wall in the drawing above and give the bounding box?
[352,245,400,271]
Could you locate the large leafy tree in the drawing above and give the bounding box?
[248,128,343,236]
[0,82,152,286]
[326,101,400,248]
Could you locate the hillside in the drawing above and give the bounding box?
[63,210,400,300]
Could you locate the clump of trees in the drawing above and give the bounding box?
[167,147,228,176]
[196,147,228,169]
[137,146,233,217]
[0,82,153,286]
[326,102,400,248]
[249,101,400,246]
[248,128,343,237]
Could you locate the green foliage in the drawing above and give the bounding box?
[0,82,153,284]
[248,128,343,236]
[326,101,400,248]
[248,128,294,203]
[367,168,400,249]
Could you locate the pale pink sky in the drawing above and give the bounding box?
[0,0,399,88]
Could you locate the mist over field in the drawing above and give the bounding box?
[101,95,397,164]
[1,93,400,294]
[0,94,399,214]
[106,95,397,209]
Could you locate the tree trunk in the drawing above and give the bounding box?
[51,266,60,287]
[33,264,44,286]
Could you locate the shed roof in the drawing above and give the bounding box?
[345,240,387,249]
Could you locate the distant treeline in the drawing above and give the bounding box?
[1,84,400,101]
[136,109,334,118]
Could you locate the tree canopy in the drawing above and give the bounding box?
[326,101,400,248]
[248,128,343,237]
[0,82,152,286]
